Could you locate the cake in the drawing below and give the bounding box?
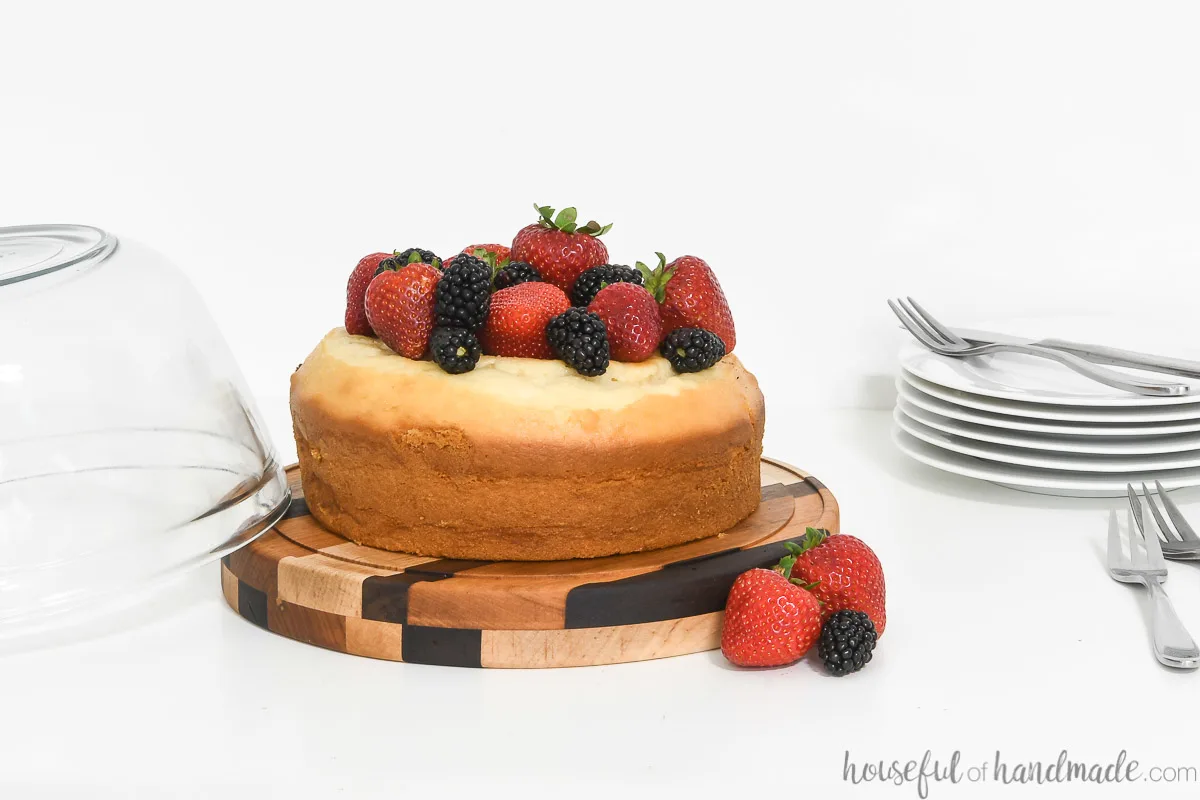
[290,204,765,561]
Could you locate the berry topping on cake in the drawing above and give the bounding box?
[640,253,736,353]
[660,327,726,373]
[364,262,441,359]
[818,610,878,676]
[429,327,482,374]
[511,203,612,293]
[434,253,492,331]
[493,261,542,291]
[721,550,823,668]
[479,281,571,359]
[345,252,391,336]
[788,528,887,636]
[587,282,662,363]
[546,308,610,377]
[570,264,644,307]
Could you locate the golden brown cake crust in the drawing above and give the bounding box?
[290,328,766,560]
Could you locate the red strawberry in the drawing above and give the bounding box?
[364,263,441,359]
[345,252,391,336]
[788,528,887,637]
[721,550,824,668]
[641,253,736,353]
[510,203,611,292]
[587,282,663,362]
[462,243,511,267]
[479,282,570,359]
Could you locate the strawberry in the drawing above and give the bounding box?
[478,282,570,359]
[345,252,391,336]
[511,203,612,292]
[364,263,441,359]
[640,253,736,353]
[587,282,663,362]
[462,243,511,269]
[788,528,887,637]
[721,549,824,668]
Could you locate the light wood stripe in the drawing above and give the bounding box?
[277,553,391,617]
[345,617,404,661]
[479,612,724,668]
[220,563,239,610]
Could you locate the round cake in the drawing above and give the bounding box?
[291,328,765,560]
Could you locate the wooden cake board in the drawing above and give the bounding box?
[221,458,839,668]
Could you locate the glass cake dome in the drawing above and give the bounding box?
[0,224,289,640]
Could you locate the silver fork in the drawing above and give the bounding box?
[1138,481,1200,561]
[889,297,1190,397]
[1109,489,1200,668]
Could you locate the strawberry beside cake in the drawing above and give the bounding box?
[290,204,765,561]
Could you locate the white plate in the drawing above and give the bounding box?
[899,314,1200,407]
[897,379,1200,436]
[894,407,1200,472]
[902,372,1200,422]
[892,428,1200,498]
[896,397,1200,455]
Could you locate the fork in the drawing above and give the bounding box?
[1136,481,1200,561]
[889,297,1190,397]
[1109,489,1200,668]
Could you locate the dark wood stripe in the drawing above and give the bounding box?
[564,533,810,628]
[406,559,492,577]
[361,573,447,623]
[401,625,482,667]
[238,580,269,629]
[760,481,818,502]
[283,497,310,519]
[221,554,231,568]
[808,477,826,492]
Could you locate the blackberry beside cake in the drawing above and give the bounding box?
[290,204,765,561]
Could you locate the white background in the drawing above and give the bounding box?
[6,1,1200,797]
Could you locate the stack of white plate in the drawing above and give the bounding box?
[892,318,1200,497]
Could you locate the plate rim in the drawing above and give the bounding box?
[896,378,1200,436]
[892,427,1200,491]
[893,407,1200,472]
[896,396,1200,455]
[902,371,1200,422]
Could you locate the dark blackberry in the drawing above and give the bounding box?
[660,328,726,373]
[429,327,481,374]
[545,308,610,376]
[375,247,441,277]
[434,254,492,331]
[494,261,542,291]
[570,264,644,306]
[817,610,877,677]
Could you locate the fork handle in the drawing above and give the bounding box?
[1146,580,1200,669]
[984,343,1190,397]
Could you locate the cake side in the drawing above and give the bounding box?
[291,328,765,560]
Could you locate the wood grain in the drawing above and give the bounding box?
[222,457,838,668]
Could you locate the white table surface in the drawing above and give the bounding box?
[3,403,1200,798]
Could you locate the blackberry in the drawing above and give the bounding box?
[494,261,542,291]
[434,254,492,330]
[660,328,726,373]
[429,327,481,374]
[546,308,610,376]
[817,610,877,677]
[375,247,441,277]
[570,264,644,306]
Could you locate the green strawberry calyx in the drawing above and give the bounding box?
[533,203,613,237]
[774,542,821,591]
[636,252,675,303]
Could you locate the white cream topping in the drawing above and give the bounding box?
[319,328,733,412]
